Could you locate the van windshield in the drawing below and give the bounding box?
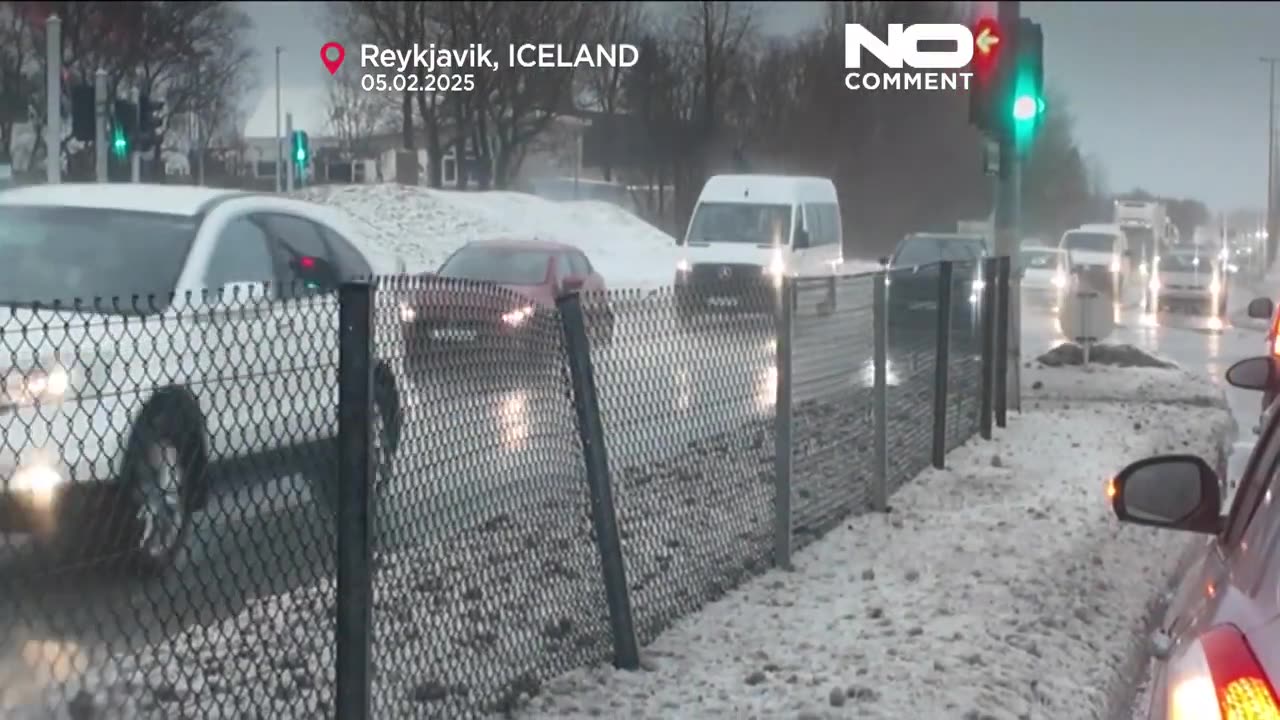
[686,203,793,246]
[1061,232,1116,254]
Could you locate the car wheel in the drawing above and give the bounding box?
[116,412,196,576]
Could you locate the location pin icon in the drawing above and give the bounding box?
[321,42,345,76]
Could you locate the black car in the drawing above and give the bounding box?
[881,233,988,337]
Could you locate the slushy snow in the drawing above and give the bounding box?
[509,377,1232,720]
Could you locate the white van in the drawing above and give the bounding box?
[1059,223,1132,295]
[674,174,842,317]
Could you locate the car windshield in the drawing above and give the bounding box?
[894,236,984,266]
[1019,249,1063,271]
[685,202,793,245]
[439,245,551,285]
[1061,232,1116,254]
[0,205,197,315]
[1160,252,1211,272]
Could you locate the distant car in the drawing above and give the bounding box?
[881,232,988,335]
[1246,296,1280,431]
[399,240,615,367]
[1017,245,1070,308]
[0,183,406,576]
[1153,248,1226,314]
[1108,354,1280,720]
[1060,225,1130,297]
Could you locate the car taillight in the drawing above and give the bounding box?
[1271,311,1280,356]
[1168,625,1280,720]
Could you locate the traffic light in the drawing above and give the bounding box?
[137,93,164,152]
[968,16,1005,135]
[291,130,310,165]
[1009,18,1045,151]
[70,85,95,143]
[112,100,136,157]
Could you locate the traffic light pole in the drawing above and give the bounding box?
[993,0,1021,420]
[130,87,141,183]
[44,15,61,184]
[285,112,295,193]
[94,69,107,183]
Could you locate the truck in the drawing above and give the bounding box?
[1113,199,1173,274]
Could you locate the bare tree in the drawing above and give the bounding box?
[0,2,38,164]
[325,59,392,157]
[581,1,644,181]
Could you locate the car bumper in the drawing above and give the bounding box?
[674,271,781,315]
[0,397,129,533]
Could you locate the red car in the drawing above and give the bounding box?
[399,240,614,366]
[1248,296,1280,426]
[1108,354,1280,719]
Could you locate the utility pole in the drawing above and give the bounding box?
[94,68,107,183]
[45,14,61,184]
[993,0,1021,417]
[130,85,141,183]
[285,112,294,193]
[275,46,283,193]
[1263,57,1279,268]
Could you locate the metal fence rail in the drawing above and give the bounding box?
[0,262,1004,719]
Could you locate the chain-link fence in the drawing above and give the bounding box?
[0,261,1008,719]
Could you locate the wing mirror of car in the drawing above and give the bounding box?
[561,275,586,291]
[878,255,890,268]
[1226,356,1278,391]
[1247,296,1275,320]
[793,227,811,250]
[1109,454,1221,534]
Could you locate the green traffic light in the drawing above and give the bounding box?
[1012,95,1038,122]
[111,127,128,157]
[295,147,306,163]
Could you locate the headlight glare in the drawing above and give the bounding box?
[502,306,536,327]
[3,365,71,408]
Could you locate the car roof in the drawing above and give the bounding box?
[0,183,247,216]
[465,238,577,252]
[906,233,986,243]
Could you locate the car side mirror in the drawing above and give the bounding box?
[793,227,810,250]
[1248,296,1275,320]
[878,255,890,268]
[1109,454,1221,534]
[1226,356,1277,391]
[561,275,585,291]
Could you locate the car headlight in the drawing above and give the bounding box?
[1209,278,1221,294]
[675,259,691,273]
[1110,258,1121,273]
[502,305,536,327]
[2,365,71,409]
[399,302,417,323]
[765,257,786,277]
[1051,273,1066,288]
[972,279,986,292]
[1149,276,1161,292]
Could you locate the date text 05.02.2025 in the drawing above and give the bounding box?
[361,73,475,93]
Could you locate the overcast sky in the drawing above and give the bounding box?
[241,1,1279,213]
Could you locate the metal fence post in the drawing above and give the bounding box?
[931,262,953,469]
[994,256,1011,428]
[979,258,997,440]
[872,272,889,512]
[773,278,794,570]
[556,292,640,671]
[336,281,375,720]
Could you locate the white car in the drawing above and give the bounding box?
[1017,245,1070,307]
[0,184,406,575]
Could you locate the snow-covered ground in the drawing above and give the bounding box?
[502,368,1233,720]
[295,184,882,289]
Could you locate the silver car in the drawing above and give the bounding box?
[1154,248,1225,314]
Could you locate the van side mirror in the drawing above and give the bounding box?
[1109,454,1221,535]
[1248,297,1275,320]
[878,255,890,268]
[793,227,810,249]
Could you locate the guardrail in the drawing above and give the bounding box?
[0,258,1011,719]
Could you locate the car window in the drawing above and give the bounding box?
[809,203,841,246]
[1223,412,1280,547]
[257,213,337,297]
[321,226,373,280]
[203,217,277,296]
[553,253,573,282]
[568,251,591,276]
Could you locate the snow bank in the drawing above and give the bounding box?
[1023,354,1225,408]
[508,399,1233,720]
[295,184,884,289]
[294,184,682,289]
